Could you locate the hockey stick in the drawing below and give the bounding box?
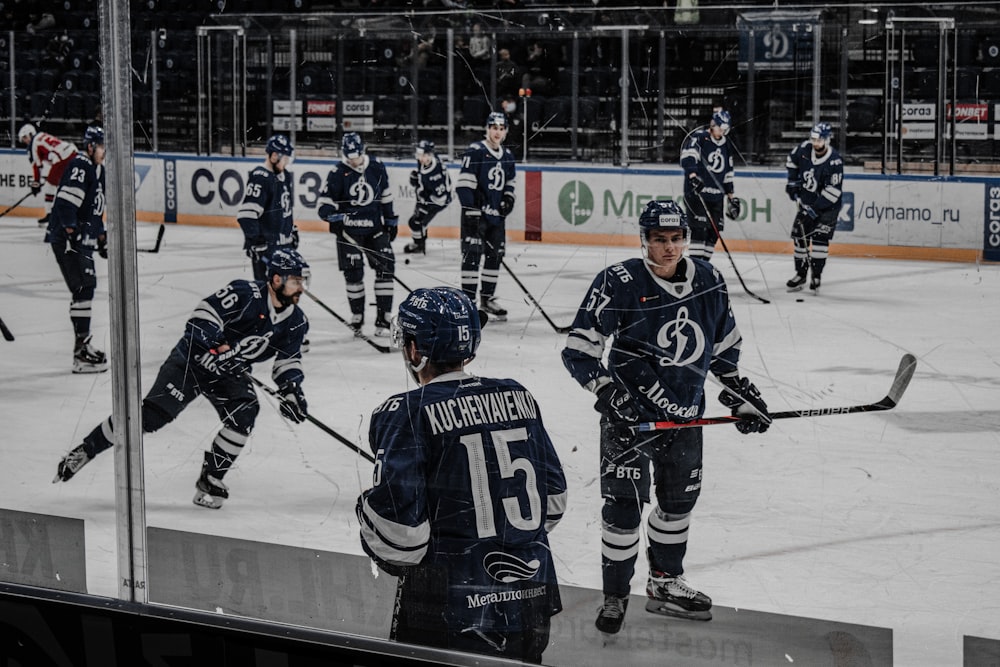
[500,258,573,334]
[340,231,413,293]
[302,288,392,354]
[247,374,376,464]
[0,191,34,220]
[635,353,917,432]
[0,316,14,341]
[694,191,770,304]
[137,223,165,253]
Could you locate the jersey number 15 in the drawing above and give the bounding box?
[461,427,542,538]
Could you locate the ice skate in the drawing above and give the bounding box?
[645,571,712,621]
[349,313,364,337]
[301,338,310,354]
[38,214,50,229]
[53,444,93,483]
[373,315,391,337]
[192,467,229,509]
[809,276,821,293]
[480,295,507,322]
[403,240,425,255]
[785,272,807,293]
[72,336,108,374]
[595,594,629,639]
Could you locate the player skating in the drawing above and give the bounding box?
[53,250,310,509]
[680,110,741,261]
[237,134,296,281]
[785,122,844,293]
[318,132,398,337]
[403,139,452,255]
[456,112,516,321]
[561,200,771,635]
[358,286,566,663]
[19,123,78,228]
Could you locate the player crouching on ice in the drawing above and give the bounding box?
[54,250,311,509]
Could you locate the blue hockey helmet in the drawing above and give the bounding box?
[810,122,833,144]
[265,133,294,157]
[486,112,507,129]
[342,132,365,159]
[392,287,482,365]
[710,110,731,135]
[265,248,309,280]
[638,200,688,240]
[83,125,105,146]
[415,139,435,155]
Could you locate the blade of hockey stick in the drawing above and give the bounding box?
[500,258,573,334]
[0,191,34,220]
[302,288,392,353]
[0,316,14,341]
[636,353,917,432]
[247,374,376,464]
[138,223,165,253]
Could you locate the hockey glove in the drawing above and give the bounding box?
[594,381,641,425]
[29,181,42,196]
[799,202,819,221]
[326,213,346,236]
[197,346,249,378]
[688,173,704,193]
[718,375,771,434]
[385,217,399,242]
[409,169,419,187]
[785,182,800,201]
[97,234,108,259]
[815,221,833,236]
[727,197,742,220]
[498,193,515,217]
[246,236,268,262]
[278,381,308,423]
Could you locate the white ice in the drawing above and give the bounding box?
[1,217,999,666]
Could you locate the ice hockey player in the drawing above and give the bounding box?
[237,134,296,281]
[53,249,311,509]
[455,112,516,321]
[679,110,741,261]
[318,132,398,337]
[358,286,567,664]
[785,122,844,293]
[19,122,78,228]
[46,125,107,373]
[561,200,771,636]
[403,139,452,255]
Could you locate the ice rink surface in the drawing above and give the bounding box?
[1,217,999,665]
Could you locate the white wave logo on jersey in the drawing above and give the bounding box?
[483,551,540,583]
[655,306,705,367]
[349,178,375,207]
[235,333,273,360]
[706,148,726,174]
[487,163,506,192]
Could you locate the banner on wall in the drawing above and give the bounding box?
[736,9,823,72]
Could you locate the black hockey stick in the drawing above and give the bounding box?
[302,288,392,354]
[137,223,165,253]
[635,353,917,432]
[500,258,572,334]
[695,191,770,304]
[246,374,376,464]
[340,231,414,293]
[0,316,14,341]
[0,191,34,220]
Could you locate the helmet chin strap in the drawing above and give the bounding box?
[404,349,429,384]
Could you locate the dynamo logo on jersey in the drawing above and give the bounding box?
[483,551,541,583]
[655,306,706,367]
[557,180,594,225]
[349,179,376,207]
[487,163,507,192]
[706,148,726,174]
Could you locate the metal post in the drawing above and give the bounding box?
[196,28,204,154]
[571,32,579,159]
[289,29,297,148]
[896,30,905,174]
[240,29,247,156]
[232,31,239,156]
[950,25,957,176]
[747,28,756,163]
[410,32,419,142]
[657,30,666,164]
[151,31,159,153]
[9,32,16,147]
[838,27,848,154]
[99,0,147,605]
[446,28,454,160]
[812,22,821,125]
[882,27,891,173]
[619,28,629,167]
[935,25,946,176]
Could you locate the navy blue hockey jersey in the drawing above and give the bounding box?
[455,141,516,225]
[562,257,742,421]
[237,166,295,248]
[415,154,453,208]
[47,153,105,247]
[317,156,396,236]
[786,142,844,213]
[358,372,567,632]
[177,279,308,387]
[680,129,735,203]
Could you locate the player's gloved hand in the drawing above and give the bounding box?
[197,345,249,378]
[718,375,771,434]
[727,197,742,220]
[498,193,515,217]
[815,222,833,235]
[594,381,641,424]
[385,217,399,242]
[799,202,819,221]
[247,236,268,262]
[97,234,108,259]
[278,381,308,423]
[64,226,81,246]
[355,495,410,578]
[688,173,704,193]
[290,225,300,249]
[785,182,800,201]
[29,181,42,196]
[326,213,346,236]
[409,169,419,187]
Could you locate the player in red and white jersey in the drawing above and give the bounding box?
[18,123,78,227]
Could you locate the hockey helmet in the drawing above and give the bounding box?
[810,122,833,144]
[638,200,689,240]
[710,110,731,135]
[265,248,309,279]
[265,134,294,157]
[391,287,481,365]
[486,112,507,128]
[17,123,36,142]
[415,139,435,155]
[342,132,365,159]
[83,125,105,146]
